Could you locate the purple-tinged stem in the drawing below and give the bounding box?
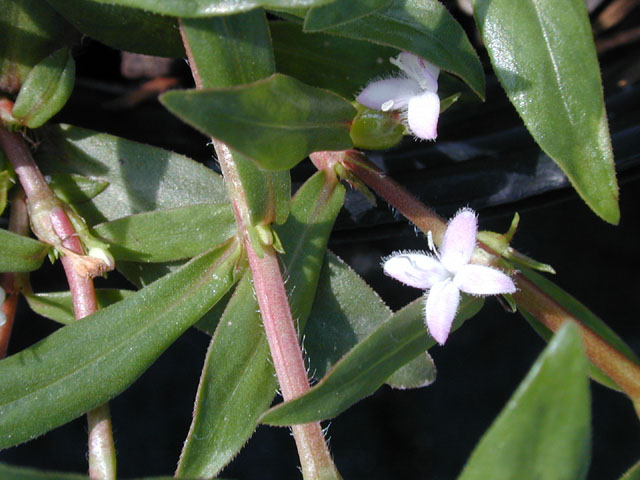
[0,126,117,479]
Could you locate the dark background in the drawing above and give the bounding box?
[2,2,640,478]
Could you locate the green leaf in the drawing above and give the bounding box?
[45,0,185,58]
[473,0,619,223]
[180,12,290,226]
[315,0,485,99]
[48,173,109,205]
[0,229,49,273]
[305,252,434,389]
[12,48,75,128]
[72,0,334,17]
[271,22,397,98]
[0,240,241,449]
[92,203,236,262]
[0,170,14,216]
[0,0,77,94]
[181,12,275,89]
[0,462,215,480]
[0,463,89,480]
[235,151,291,225]
[176,171,345,478]
[518,268,640,391]
[24,289,135,325]
[620,459,640,480]
[261,294,483,425]
[458,323,591,480]
[176,275,276,478]
[304,0,392,31]
[161,74,355,171]
[116,260,186,288]
[36,125,228,224]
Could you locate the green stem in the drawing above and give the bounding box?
[0,126,117,479]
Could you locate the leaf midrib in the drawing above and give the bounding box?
[0,247,234,411]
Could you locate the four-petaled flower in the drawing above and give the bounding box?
[383,209,516,345]
[357,51,440,141]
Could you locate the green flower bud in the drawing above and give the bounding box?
[349,104,405,150]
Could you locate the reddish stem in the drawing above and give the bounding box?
[514,273,640,414]
[0,126,116,479]
[339,151,447,242]
[213,143,340,480]
[0,190,29,359]
[342,148,640,415]
[179,22,340,478]
[0,276,18,359]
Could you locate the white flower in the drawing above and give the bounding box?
[0,286,6,327]
[383,209,516,345]
[357,52,440,140]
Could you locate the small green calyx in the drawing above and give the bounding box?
[349,103,405,150]
[478,213,555,274]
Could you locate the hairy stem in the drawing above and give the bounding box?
[215,143,340,480]
[179,21,340,477]
[513,273,640,416]
[0,127,117,479]
[338,150,447,241]
[342,148,640,413]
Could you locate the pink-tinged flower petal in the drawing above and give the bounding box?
[440,208,477,273]
[453,264,516,295]
[383,252,449,289]
[406,91,440,140]
[425,279,460,345]
[391,52,439,92]
[357,78,420,111]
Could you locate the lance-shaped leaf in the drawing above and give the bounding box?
[46,0,185,58]
[305,252,435,389]
[179,12,291,224]
[310,0,485,99]
[160,74,355,171]
[12,48,75,128]
[0,229,49,273]
[181,12,275,89]
[0,462,215,480]
[0,240,241,449]
[619,459,640,480]
[177,171,345,478]
[69,0,334,17]
[271,22,396,98]
[48,173,109,205]
[261,294,483,425]
[36,125,228,224]
[458,322,590,480]
[92,203,236,262]
[517,268,640,392]
[473,0,619,223]
[24,289,135,325]
[0,0,77,94]
[304,0,392,31]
